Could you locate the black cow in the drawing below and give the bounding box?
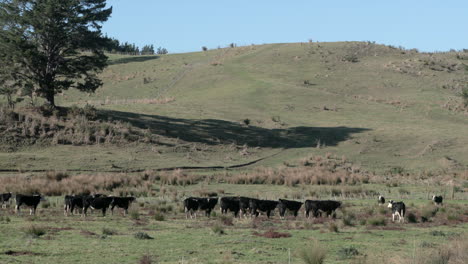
[378,195,385,206]
[249,199,278,218]
[432,195,443,206]
[184,197,200,219]
[220,197,240,217]
[239,197,253,218]
[15,194,43,215]
[110,196,136,216]
[64,195,86,216]
[304,200,341,218]
[277,199,303,219]
[197,197,218,217]
[388,200,405,223]
[1,192,12,208]
[83,196,113,217]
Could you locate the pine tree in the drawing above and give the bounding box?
[0,0,112,107]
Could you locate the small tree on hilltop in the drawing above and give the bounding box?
[0,0,112,107]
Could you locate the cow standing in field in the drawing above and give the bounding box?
[64,195,87,216]
[197,197,218,217]
[388,200,406,223]
[184,197,200,219]
[432,195,443,206]
[304,200,341,218]
[277,199,303,219]
[378,196,385,206]
[82,196,113,217]
[110,196,136,216]
[220,197,240,217]
[1,192,12,208]
[15,194,43,215]
[249,199,278,218]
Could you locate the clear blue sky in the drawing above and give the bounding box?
[103,0,467,53]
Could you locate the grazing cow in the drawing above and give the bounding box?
[388,200,406,223]
[249,199,278,218]
[220,197,240,217]
[378,195,385,206]
[15,194,43,215]
[239,197,253,218]
[82,196,113,217]
[432,195,443,206]
[110,196,136,216]
[304,200,341,218]
[64,195,87,216]
[277,199,303,219]
[197,197,218,217]
[184,197,200,219]
[1,192,12,208]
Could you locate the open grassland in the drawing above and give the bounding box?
[1,42,467,174]
[0,180,467,264]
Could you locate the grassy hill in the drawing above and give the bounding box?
[1,41,467,173]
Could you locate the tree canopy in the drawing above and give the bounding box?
[0,0,112,106]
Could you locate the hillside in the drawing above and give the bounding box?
[1,42,467,174]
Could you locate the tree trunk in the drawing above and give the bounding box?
[45,90,55,107]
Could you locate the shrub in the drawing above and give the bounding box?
[139,254,154,264]
[461,87,468,108]
[154,212,165,221]
[129,209,140,220]
[297,241,327,264]
[328,222,339,233]
[431,230,446,237]
[211,224,225,235]
[337,246,360,259]
[202,46,207,51]
[102,228,117,236]
[134,232,153,240]
[342,54,359,63]
[367,217,386,226]
[342,213,355,226]
[24,225,46,238]
[407,213,418,223]
[218,215,233,226]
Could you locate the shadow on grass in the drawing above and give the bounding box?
[99,110,370,148]
[108,55,159,65]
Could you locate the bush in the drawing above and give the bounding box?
[24,225,46,238]
[328,222,339,232]
[134,232,153,240]
[298,241,327,264]
[139,254,155,264]
[367,217,386,226]
[102,228,117,236]
[407,212,418,223]
[461,87,468,108]
[129,209,140,220]
[337,246,360,259]
[154,212,165,221]
[202,46,207,51]
[219,215,233,226]
[211,224,225,235]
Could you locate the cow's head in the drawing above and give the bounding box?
[387,200,394,208]
[432,195,436,200]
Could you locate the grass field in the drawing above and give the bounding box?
[1,42,467,173]
[0,182,466,264]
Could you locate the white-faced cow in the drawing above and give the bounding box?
[388,200,406,223]
[220,197,240,217]
[304,200,341,218]
[110,196,136,216]
[277,199,303,219]
[432,195,443,206]
[378,195,385,206]
[1,192,12,208]
[15,194,43,215]
[249,199,278,218]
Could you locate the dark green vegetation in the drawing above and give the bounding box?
[1,42,467,173]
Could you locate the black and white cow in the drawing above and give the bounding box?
[432,195,443,206]
[64,195,86,216]
[82,196,113,217]
[378,195,385,206]
[220,197,240,217]
[110,196,136,216]
[249,199,278,218]
[1,192,12,208]
[277,199,303,219]
[388,200,405,223]
[239,197,253,218]
[197,197,218,217]
[184,197,200,219]
[304,200,341,218]
[15,194,43,215]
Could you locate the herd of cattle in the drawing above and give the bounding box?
[0,192,444,223]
